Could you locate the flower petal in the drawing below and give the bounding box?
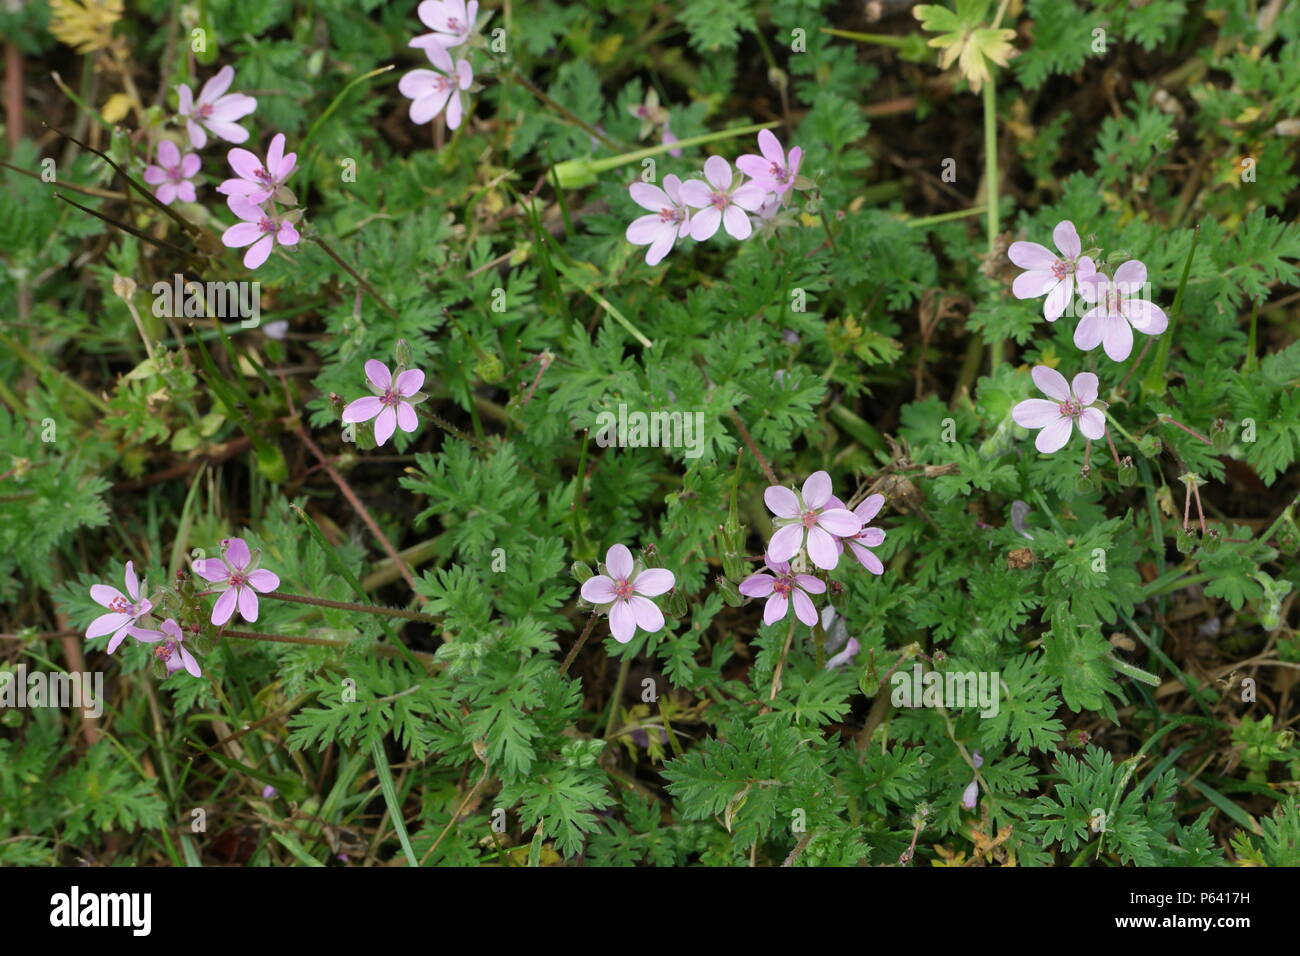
[633,568,675,597]
[791,588,818,626]
[1053,220,1081,259]
[581,575,617,603]
[806,526,839,570]
[212,587,238,626]
[854,494,885,523]
[767,523,804,563]
[849,542,884,574]
[373,406,397,446]
[763,593,789,626]
[628,595,665,634]
[738,573,775,598]
[247,569,280,593]
[722,204,752,240]
[223,538,251,570]
[628,182,671,212]
[1007,241,1056,270]
[342,396,383,423]
[816,508,861,537]
[703,155,731,190]
[86,612,130,639]
[1031,365,1071,401]
[1012,270,1057,300]
[609,600,637,643]
[238,586,259,623]
[1071,372,1099,405]
[689,206,721,241]
[764,485,800,518]
[801,470,833,509]
[1101,314,1134,361]
[1013,399,1061,429]
[365,359,392,391]
[395,368,425,396]
[605,543,634,580]
[90,584,126,608]
[1035,417,1074,454]
[1078,407,1106,440]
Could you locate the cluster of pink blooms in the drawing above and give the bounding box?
[83,539,282,679]
[626,129,804,265]
[342,359,429,447]
[217,132,302,269]
[399,0,479,132]
[1007,220,1168,455]
[581,544,676,643]
[737,471,886,630]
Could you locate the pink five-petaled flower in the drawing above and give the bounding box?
[411,0,478,49]
[399,42,473,129]
[1075,260,1167,362]
[1008,220,1096,322]
[764,471,862,571]
[580,544,676,644]
[86,560,153,653]
[143,140,201,205]
[194,537,280,626]
[131,618,202,678]
[176,65,257,149]
[736,129,803,197]
[739,554,826,627]
[342,360,426,446]
[679,156,768,241]
[218,133,296,205]
[626,174,692,266]
[827,494,888,574]
[1012,366,1106,454]
[221,196,300,270]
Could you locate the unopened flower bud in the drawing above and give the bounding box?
[717,576,744,607]
[1065,728,1090,748]
[571,561,593,584]
[394,338,414,370]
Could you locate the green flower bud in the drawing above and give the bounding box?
[571,561,593,584]
[1198,528,1222,554]
[475,352,503,384]
[665,587,687,618]
[717,576,744,607]
[394,338,414,370]
[1175,527,1196,554]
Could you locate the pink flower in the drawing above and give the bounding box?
[1008,221,1096,322]
[342,360,426,446]
[962,751,984,809]
[626,174,692,266]
[176,65,257,149]
[142,140,201,205]
[738,554,826,627]
[193,537,281,626]
[662,122,683,158]
[827,494,887,575]
[580,544,676,643]
[736,129,802,196]
[821,606,860,670]
[131,618,202,678]
[1012,366,1106,454]
[764,470,862,570]
[1075,260,1167,362]
[85,561,153,653]
[221,196,300,270]
[399,42,473,129]
[411,0,478,49]
[679,156,768,241]
[217,133,296,205]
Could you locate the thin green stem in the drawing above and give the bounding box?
[265,591,440,624]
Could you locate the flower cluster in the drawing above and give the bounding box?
[625,129,805,265]
[399,0,480,132]
[83,538,282,679]
[581,544,676,644]
[737,471,887,628]
[1006,220,1169,455]
[218,132,303,269]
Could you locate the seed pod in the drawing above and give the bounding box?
[1198,528,1223,555]
[1117,456,1137,486]
[1138,434,1163,458]
[571,561,593,584]
[394,338,414,370]
[664,587,687,618]
[1211,418,1232,453]
[1175,527,1195,554]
